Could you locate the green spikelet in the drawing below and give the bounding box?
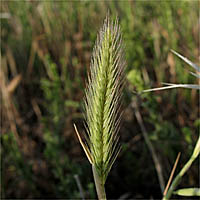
[84,15,125,184]
[74,14,125,199]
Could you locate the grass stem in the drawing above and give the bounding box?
[132,97,165,193]
[163,152,181,196]
[163,136,200,200]
[92,165,107,200]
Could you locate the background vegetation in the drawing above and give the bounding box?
[1,1,199,199]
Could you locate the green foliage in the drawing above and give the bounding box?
[127,69,144,91]
[40,56,82,198]
[194,119,200,127]
[43,130,80,198]
[174,188,200,197]
[1,133,37,198]
[1,1,198,199]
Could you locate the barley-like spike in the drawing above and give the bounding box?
[83,15,125,187]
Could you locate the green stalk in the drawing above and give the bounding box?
[143,50,200,200]
[92,165,107,200]
[163,136,200,200]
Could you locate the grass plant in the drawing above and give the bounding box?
[163,136,200,199]
[143,50,200,92]
[161,52,200,199]
[74,14,125,199]
[143,51,200,199]
[2,1,199,199]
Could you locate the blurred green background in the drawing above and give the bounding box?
[1,1,199,199]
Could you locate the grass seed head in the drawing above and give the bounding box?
[83,15,125,184]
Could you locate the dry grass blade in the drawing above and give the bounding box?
[162,83,200,90]
[143,83,200,92]
[74,124,93,165]
[143,50,200,93]
[163,152,181,196]
[6,74,22,94]
[170,49,200,72]
[190,71,200,79]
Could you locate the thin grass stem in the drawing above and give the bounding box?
[163,136,200,200]
[163,152,181,196]
[92,165,107,200]
[132,97,165,193]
